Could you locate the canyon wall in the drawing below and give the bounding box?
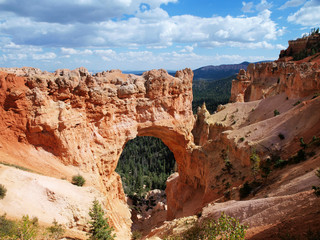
[0,67,195,237]
[230,61,320,102]
[167,55,320,220]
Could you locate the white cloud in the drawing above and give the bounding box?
[61,47,78,55]
[0,0,177,24]
[256,0,273,11]
[32,52,56,60]
[242,2,254,12]
[279,0,306,9]
[0,5,283,49]
[242,0,272,12]
[288,0,320,26]
[180,45,194,53]
[61,47,93,55]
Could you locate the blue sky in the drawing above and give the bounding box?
[0,0,319,71]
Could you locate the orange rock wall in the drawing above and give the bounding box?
[0,67,195,236]
[230,61,320,102]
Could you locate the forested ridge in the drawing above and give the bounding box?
[192,75,234,113]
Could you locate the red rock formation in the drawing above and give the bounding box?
[230,61,320,102]
[279,33,320,60]
[1,42,320,239]
[0,67,195,237]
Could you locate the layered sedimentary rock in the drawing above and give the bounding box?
[230,61,320,102]
[279,33,320,60]
[0,67,194,237]
[167,55,320,221]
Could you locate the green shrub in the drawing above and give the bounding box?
[17,215,39,240]
[132,230,142,240]
[0,215,40,240]
[292,149,306,163]
[166,213,248,240]
[88,200,116,240]
[300,137,307,148]
[250,149,261,178]
[72,174,86,186]
[312,93,320,99]
[274,158,287,168]
[274,109,280,116]
[239,181,252,199]
[0,184,7,199]
[293,101,301,106]
[203,212,248,239]
[0,214,17,238]
[47,219,65,239]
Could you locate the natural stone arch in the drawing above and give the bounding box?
[1,67,195,235]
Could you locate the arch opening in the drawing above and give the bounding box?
[116,135,177,235]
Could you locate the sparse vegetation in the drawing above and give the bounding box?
[88,200,116,240]
[278,133,285,140]
[239,181,252,199]
[0,214,17,238]
[261,158,272,179]
[72,174,86,186]
[0,162,35,173]
[250,149,261,179]
[312,93,320,99]
[239,180,262,199]
[293,28,320,61]
[17,215,39,240]
[165,212,247,240]
[300,137,307,148]
[46,219,65,239]
[132,230,143,240]
[0,184,7,199]
[293,100,301,106]
[0,214,66,239]
[274,109,280,116]
[221,148,233,174]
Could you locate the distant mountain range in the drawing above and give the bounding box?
[193,62,250,81]
[91,61,272,80]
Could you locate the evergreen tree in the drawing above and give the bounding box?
[116,136,176,199]
[88,200,116,240]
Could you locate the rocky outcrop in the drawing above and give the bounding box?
[279,33,320,60]
[0,67,194,238]
[230,61,320,102]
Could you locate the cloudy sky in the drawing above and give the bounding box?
[0,0,319,71]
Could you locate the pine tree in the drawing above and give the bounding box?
[88,200,116,240]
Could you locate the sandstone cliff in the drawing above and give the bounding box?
[0,67,194,238]
[162,42,320,238]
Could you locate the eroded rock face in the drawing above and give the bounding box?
[230,61,320,102]
[1,54,320,239]
[0,67,195,237]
